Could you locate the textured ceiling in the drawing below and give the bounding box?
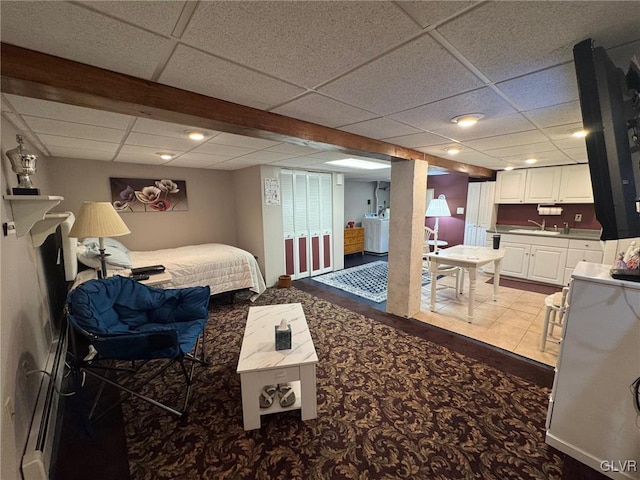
[1,1,639,181]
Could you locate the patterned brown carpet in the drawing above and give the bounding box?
[120,287,566,480]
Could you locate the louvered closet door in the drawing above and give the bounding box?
[281,171,296,277]
[308,173,333,276]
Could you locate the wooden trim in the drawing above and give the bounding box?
[0,43,494,178]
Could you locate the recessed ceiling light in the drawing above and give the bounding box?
[157,152,174,161]
[525,158,537,164]
[504,166,515,171]
[186,130,205,141]
[445,147,461,155]
[325,158,390,170]
[450,114,484,127]
[572,129,587,138]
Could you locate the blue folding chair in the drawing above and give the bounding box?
[66,276,210,421]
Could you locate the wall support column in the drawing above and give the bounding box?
[386,159,427,317]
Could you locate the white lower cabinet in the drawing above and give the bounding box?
[485,233,570,285]
[563,239,603,285]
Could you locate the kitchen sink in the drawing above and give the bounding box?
[509,229,561,236]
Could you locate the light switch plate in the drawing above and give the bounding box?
[456,207,464,214]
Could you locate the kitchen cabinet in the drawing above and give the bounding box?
[546,262,640,479]
[343,227,364,255]
[495,170,527,203]
[463,182,497,246]
[495,165,594,204]
[524,167,562,203]
[563,239,603,285]
[558,164,594,203]
[484,233,569,285]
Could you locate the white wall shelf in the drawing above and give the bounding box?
[3,195,68,247]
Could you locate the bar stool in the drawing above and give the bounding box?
[540,286,569,351]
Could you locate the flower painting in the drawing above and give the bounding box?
[110,177,188,212]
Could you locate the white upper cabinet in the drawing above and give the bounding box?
[496,165,594,204]
[495,170,527,203]
[558,164,594,203]
[524,166,562,203]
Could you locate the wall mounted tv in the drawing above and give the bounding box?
[573,38,640,241]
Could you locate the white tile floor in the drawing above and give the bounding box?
[414,271,561,366]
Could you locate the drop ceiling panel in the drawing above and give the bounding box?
[396,1,479,28]
[432,114,536,142]
[483,142,559,158]
[36,134,119,153]
[159,45,305,111]
[437,1,640,83]
[496,63,579,111]
[211,158,265,170]
[319,34,484,115]
[131,118,217,141]
[209,133,280,150]
[562,146,589,162]
[382,132,452,149]
[168,152,232,166]
[389,87,517,131]
[542,123,586,140]
[22,117,126,144]
[523,101,584,129]
[193,143,255,157]
[116,145,175,162]
[264,144,322,156]
[271,93,377,128]
[339,118,422,139]
[125,132,195,151]
[180,1,421,87]
[4,94,134,129]
[47,146,116,161]
[236,151,298,162]
[465,130,549,151]
[0,1,171,79]
[77,1,187,36]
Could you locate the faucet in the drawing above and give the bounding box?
[528,219,546,230]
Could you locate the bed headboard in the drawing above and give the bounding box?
[59,212,77,281]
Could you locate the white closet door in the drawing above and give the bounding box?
[280,171,296,277]
[294,172,309,278]
[319,173,333,273]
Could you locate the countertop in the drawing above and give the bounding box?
[493,225,602,241]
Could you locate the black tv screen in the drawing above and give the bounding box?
[573,38,640,241]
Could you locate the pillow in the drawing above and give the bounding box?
[81,237,130,254]
[77,243,132,270]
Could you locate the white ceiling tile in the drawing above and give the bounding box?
[131,118,219,140]
[501,149,574,165]
[158,45,305,111]
[496,63,579,111]
[113,154,167,166]
[432,114,537,142]
[389,87,517,131]
[181,1,421,87]
[237,151,297,162]
[395,1,479,28]
[77,1,187,36]
[125,132,195,151]
[0,1,172,79]
[209,133,280,150]
[465,130,549,151]
[22,116,126,143]
[339,118,422,139]
[524,101,584,128]
[437,1,640,82]
[194,143,255,157]
[319,34,483,115]
[1,97,12,112]
[606,39,640,70]
[483,142,559,158]
[553,137,589,150]
[542,123,586,141]
[269,157,330,168]
[37,134,119,153]
[419,147,498,166]
[4,94,134,129]
[383,131,452,148]
[211,158,265,170]
[117,145,174,161]
[561,146,589,162]
[169,152,232,165]
[265,143,322,156]
[47,146,115,161]
[272,94,377,128]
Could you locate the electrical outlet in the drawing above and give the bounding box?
[456,207,464,214]
[574,213,582,222]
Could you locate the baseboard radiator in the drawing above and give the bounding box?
[21,326,68,480]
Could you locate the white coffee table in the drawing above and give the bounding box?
[236,303,318,430]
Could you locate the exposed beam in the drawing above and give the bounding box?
[1,43,494,178]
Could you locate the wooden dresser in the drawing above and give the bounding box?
[344,227,365,255]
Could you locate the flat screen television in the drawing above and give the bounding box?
[573,38,640,240]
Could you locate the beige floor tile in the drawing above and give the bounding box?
[514,331,559,366]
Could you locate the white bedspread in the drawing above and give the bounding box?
[129,243,266,300]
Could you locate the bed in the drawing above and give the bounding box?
[60,214,267,300]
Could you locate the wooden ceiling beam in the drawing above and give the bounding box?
[1,43,494,178]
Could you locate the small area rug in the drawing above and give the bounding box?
[311,260,430,302]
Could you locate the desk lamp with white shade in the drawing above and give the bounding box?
[425,194,451,253]
[68,202,131,277]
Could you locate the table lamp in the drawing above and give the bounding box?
[425,194,451,252]
[69,202,130,277]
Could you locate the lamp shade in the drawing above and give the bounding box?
[69,202,130,239]
[425,194,451,218]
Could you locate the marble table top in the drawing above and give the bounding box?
[237,303,318,374]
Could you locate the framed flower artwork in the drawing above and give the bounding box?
[110,177,188,212]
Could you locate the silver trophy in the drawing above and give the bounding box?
[5,135,39,195]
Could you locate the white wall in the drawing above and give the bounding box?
[1,118,56,480]
[344,180,377,226]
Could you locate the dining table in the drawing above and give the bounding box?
[425,245,506,322]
